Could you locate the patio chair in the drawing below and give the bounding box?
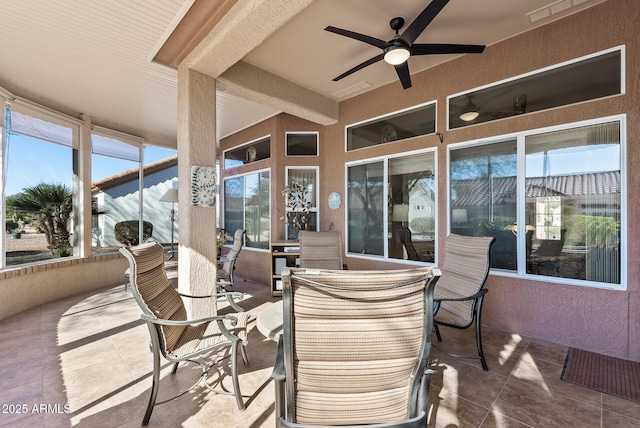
[271,266,441,427]
[120,240,249,426]
[298,230,347,269]
[433,234,495,371]
[217,229,245,290]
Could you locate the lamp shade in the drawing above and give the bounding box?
[392,204,409,222]
[452,208,468,224]
[160,188,179,203]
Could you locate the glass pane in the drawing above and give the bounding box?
[449,49,621,129]
[450,140,518,270]
[224,136,270,169]
[388,152,435,262]
[143,146,178,252]
[525,121,621,284]
[224,177,245,235]
[347,161,384,255]
[244,171,270,249]
[286,133,318,156]
[347,103,436,151]
[5,133,75,265]
[91,153,140,251]
[284,168,317,240]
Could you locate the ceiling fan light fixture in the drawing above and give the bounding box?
[383,46,410,65]
[459,100,479,121]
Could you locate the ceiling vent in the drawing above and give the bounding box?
[332,81,372,99]
[527,0,591,23]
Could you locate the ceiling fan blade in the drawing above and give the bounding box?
[399,0,449,46]
[394,62,412,89]
[324,26,387,49]
[333,54,385,81]
[411,43,486,55]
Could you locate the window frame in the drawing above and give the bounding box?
[447,114,627,290]
[284,166,319,239]
[222,167,271,252]
[223,134,271,170]
[285,132,319,157]
[345,147,438,264]
[447,45,625,130]
[344,100,437,152]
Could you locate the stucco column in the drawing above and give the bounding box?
[176,68,218,318]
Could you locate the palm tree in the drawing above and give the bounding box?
[9,183,72,252]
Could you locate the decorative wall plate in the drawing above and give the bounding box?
[191,165,216,207]
[328,191,341,210]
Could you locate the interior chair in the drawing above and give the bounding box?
[433,234,495,371]
[217,228,246,290]
[120,240,249,426]
[298,230,347,269]
[271,266,441,427]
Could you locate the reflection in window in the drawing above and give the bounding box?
[348,161,384,256]
[525,121,621,284]
[347,150,436,261]
[389,153,435,262]
[450,141,518,270]
[224,170,270,249]
[347,102,436,151]
[448,48,622,129]
[224,136,270,169]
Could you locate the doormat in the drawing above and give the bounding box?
[561,348,640,403]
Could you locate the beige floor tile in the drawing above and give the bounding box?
[493,377,602,427]
[512,352,602,407]
[602,394,640,422]
[428,386,490,428]
[4,279,635,427]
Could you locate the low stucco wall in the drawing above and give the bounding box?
[0,253,128,321]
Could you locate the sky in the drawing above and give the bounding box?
[4,133,176,196]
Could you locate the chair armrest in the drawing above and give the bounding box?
[271,336,285,381]
[178,289,246,313]
[141,313,239,327]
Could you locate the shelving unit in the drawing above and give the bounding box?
[270,240,300,296]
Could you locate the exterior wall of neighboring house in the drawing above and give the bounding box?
[92,158,178,247]
[221,0,640,361]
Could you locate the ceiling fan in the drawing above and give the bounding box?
[324,0,485,89]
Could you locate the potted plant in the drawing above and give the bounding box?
[11,228,22,239]
[216,230,231,257]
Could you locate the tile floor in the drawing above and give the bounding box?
[1,277,639,427]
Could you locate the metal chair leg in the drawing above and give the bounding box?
[143,341,162,426]
[475,296,488,371]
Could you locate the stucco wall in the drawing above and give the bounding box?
[220,0,640,361]
[0,254,128,321]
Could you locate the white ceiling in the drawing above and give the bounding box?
[0,0,608,149]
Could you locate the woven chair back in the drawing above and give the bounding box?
[435,234,494,327]
[298,230,343,270]
[120,241,187,353]
[282,267,438,425]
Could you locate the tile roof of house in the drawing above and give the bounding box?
[91,155,177,193]
[452,171,620,207]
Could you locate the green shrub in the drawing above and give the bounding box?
[115,220,153,245]
[409,217,435,234]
